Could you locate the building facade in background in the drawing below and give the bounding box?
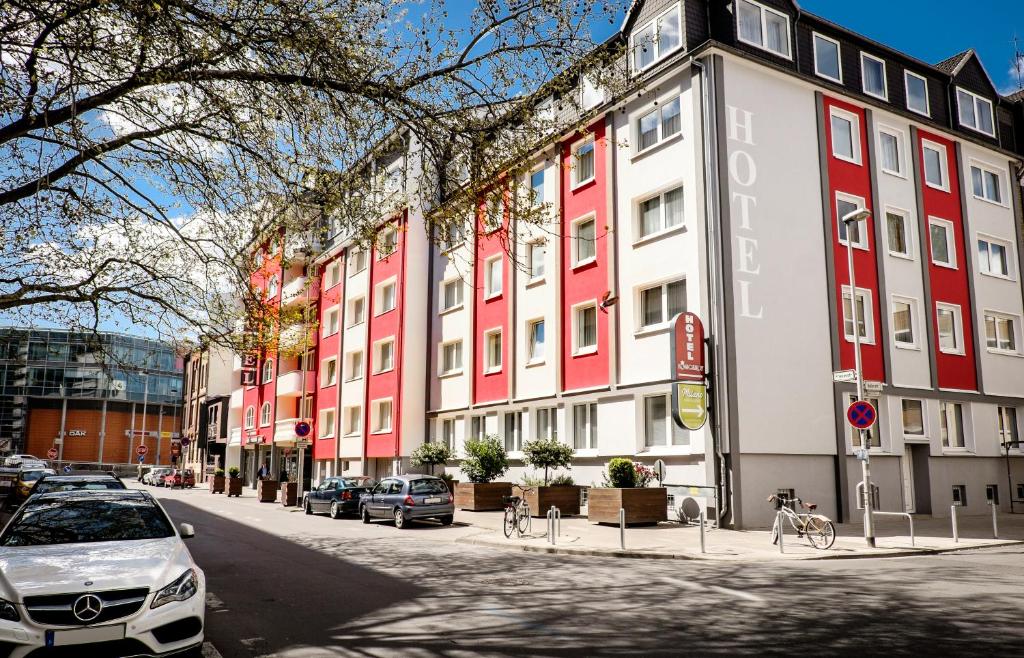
[0,328,183,465]
[222,0,1024,527]
[181,345,234,480]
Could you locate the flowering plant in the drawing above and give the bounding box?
[634,463,655,488]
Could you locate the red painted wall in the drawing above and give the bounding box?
[472,188,510,404]
[916,129,977,391]
[560,121,610,391]
[243,240,282,448]
[364,214,406,458]
[314,252,344,461]
[822,97,884,382]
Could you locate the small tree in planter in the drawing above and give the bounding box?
[410,442,453,476]
[589,458,666,525]
[209,468,226,494]
[455,434,511,511]
[517,437,580,515]
[227,466,243,497]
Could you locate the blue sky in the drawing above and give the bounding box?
[799,0,1024,94]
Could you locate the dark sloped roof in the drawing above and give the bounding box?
[935,50,973,75]
[1005,89,1024,103]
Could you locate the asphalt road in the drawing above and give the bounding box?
[143,485,1024,658]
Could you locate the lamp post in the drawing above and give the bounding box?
[842,206,875,548]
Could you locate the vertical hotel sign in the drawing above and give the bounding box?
[670,312,708,430]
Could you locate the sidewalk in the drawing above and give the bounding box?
[453,507,1024,561]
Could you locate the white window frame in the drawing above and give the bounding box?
[936,302,965,355]
[440,277,465,313]
[348,249,367,276]
[921,140,949,192]
[503,410,524,453]
[527,240,546,283]
[571,137,596,189]
[572,402,598,451]
[969,160,1005,206]
[841,285,875,345]
[984,310,1020,355]
[377,226,397,260]
[572,213,598,267]
[266,275,278,299]
[529,167,545,207]
[630,3,683,73]
[643,393,687,448]
[735,0,792,59]
[860,52,888,100]
[468,415,486,442]
[484,195,504,233]
[876,124,905,178]
[939,401,966,450]
[829,107,861,165]
[977,235,1014,280]
[812,32,842,83]
[535,407,558,441]
[262,359,274,384]
[928,217,957,269]
[259,401,272,427]
[325,262,341,290]
[956,87,995,137]
[571,300,599,356]
[890,295,919,349]
[901,398,926,438]
[835,192,869,250]
[370,398,393,434]
[344,405,362,436]
[904,71,930,116]
[321,356,338,388]
[374,277,397,316]
[526,318,545,365]
[637,278,686,332]
[438,339,464,377]
[372,337,395,374]
[244,406,255,429]
[441,417,456,450]
[319,408,336,439]
[634,96,683,155]
[997,406,1019,447]
[322,305,340,337]
[347,296,366,327]
[344,350,363,381]
[884,206,913,259]
[635,185,685,243]
[483,327,503,374]
[440,221,466,253]
[580,75,603,111]
[484,255,503,299]
[847,393,882,449]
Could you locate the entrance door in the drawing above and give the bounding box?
[901,446,916,513]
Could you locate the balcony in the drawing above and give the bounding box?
[274,418,313,443]
[229,387,243,410]
[229,427,241,446]
[281,275,312,309]
[275,369,315,398]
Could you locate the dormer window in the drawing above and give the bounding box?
[631,4,682,72]
[580,76,603,110]
[860,53,888,100]
[737,0,791,59]
[956,88,995,137]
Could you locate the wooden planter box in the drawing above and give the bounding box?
[279,482,297,506]
[514,485,581,517]
[454,482,512,511]
[588,487,667,525]
[209,476,225,494]
[256,480,279,503]
[227,478,243,497]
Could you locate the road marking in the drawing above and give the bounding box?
[708,585,765,604]
[658,576,765,605]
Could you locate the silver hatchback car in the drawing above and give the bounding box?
[359,475,455,528]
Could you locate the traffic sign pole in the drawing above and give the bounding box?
[845,212,875,548]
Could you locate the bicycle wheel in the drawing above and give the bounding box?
[503,507,516,538]
[805,516,836,550]
[517,504,530,535]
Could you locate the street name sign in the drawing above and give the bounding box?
[833,369,858,383]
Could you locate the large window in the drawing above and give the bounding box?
[573,216,597,265]
[860,53,887,100]
[484,329,502,373]
[441,418,456,450]
[639,279,686,329]
[644,395,687,447]
[836,195,867,249]
[504,411,523,452]
[736,0,790,58]
[904,71,930,116]
[323,307,340,337]
[886,209,911,258]
[902,399,924,437]
[371,399,392,433]
[830,109,859,163]
[245,406,255,429]
[929,218,956,268]
[573,403,598,450]
[349,249,367,275]
[572,139,595,187]
[997,407,1019,447]
[636,97,682,153]
[978,238,1011,278]
[939,401,965,449]
[841,287,873,343]
[528,241,546,281]
[373,338,395,373]
[440,340,463,376]
[260,402,272,426]
[638,186,684,240]
[344,406,361,435]
[347,296,365,326]
[812,33,841,82]
[971,164,1003,204]
[527,319,545,363]
[319,408,336,439]
[324,262,341,290]
[892,298,916,347]
[956,87,995,136]
[321,357,337,387]
[878,127,903,176]
[631,4,682,71]
[441,278,464,312]
[375,279,397,315]
[262,360,273,384]
[345,350,363,381]
[984,313,1018,353]
[535,407,557,440]
[573,303,598,355]
[936,304,963,354]
[922,142,948,190]
[484,255,503,298]
[469,415,485,441]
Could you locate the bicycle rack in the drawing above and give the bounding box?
[872,511,915,547]
[546,506,561,544]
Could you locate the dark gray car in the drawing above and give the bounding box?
[359,475,454,528]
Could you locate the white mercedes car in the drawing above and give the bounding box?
[0,490,205,657]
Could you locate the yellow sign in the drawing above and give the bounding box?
[160,431,174,438]
[673,382,708,431]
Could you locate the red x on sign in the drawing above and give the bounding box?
[847,400,877,430]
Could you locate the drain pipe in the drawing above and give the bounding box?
[692,55,729,528]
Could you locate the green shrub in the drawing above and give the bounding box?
[410,442,452,474]
[520,473,545,487]
[549,473,575,486]
[438,472,455,491]
[214,468,226,478]
[522,437,574,485]
[605,458,636,488]
[461,434,509,483]
[227,467,240,479]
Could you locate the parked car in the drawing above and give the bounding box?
[359,475,455,528]
[29,473,126,497]
[0,490,205,657]
[144,467,172,486]
[2,454,38,467]
[14,467,57,503]
[163,469,195,489]
[304,477,375,518]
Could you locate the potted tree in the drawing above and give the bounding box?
[227,466,243,497]
[454,434,511,511]
[515,437,580,516]
[588,458,667,525]
[411,442,456,493]
[209,468,226,494]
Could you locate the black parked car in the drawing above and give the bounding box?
[359,475,454,529]
[304,476,375,519]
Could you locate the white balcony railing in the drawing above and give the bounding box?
[274,418,313,443]
[229,387,243,410]
[229,427,241,446]
[275,370,314,398]
[281,276,310,307]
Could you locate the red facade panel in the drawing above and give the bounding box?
[314,252,344,461]
[243,241,282,447]
[472,189,511,404]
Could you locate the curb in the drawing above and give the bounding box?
[456,533,1024,562]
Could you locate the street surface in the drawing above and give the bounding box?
[138,484,1024,657]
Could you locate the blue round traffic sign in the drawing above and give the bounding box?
[295,421,311,438]
[847,400,877,430]
[63,465,72,474]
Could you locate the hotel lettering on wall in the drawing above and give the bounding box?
[670,312,708,430]
[727,105,763,320]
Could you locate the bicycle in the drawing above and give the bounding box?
[502,489,533,538]
[766,494,836,549]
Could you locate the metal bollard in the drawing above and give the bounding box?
[546,507,555,545]
[951,505,959,543]
[699,509,706,554]
[991,502,999,539]
[776,510,784,554]
[909,515,915,548]
[619,508,626,550]
[554,506,561,539]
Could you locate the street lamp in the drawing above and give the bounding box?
[842,206,875,548]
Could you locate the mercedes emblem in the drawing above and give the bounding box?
[72,594,103,622]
